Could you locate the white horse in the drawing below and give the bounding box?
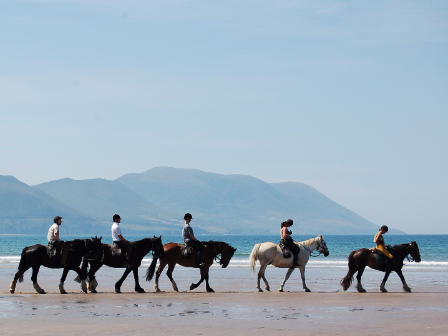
[249,235,329,292]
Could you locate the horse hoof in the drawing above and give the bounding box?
[305,289,311,292]
[207,288,215,293]
[358,289,366,293]
[91,289,98,294]
[189,284,195,291]
[258,288,263,292]
[135,288,145,293]
[115,287,121,294]
[278,289,284,292]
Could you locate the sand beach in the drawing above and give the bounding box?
[1,263,447,335]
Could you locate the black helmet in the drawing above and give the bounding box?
[113,214,121,221]
[380,225,389,232]
[54,216,62,223]
[286,219,293,226]
[184,213,193,220]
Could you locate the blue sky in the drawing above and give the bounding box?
[1,1,447,233]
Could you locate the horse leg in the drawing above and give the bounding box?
[396,269,411,292]
[356,265,367,293]
[10,264,31,294]
[71,265,88,293]
[133,267,145,293]
[279,267,295,292]
[298,266,311,292]
[115,268,132,293]
[379,270,391,293]
[154,260,167,292]
[190,267,206,291]
[31,266,45,294]
[256,263,268,292]
[203,268,214,293]
[58,267,69,294]
[166,264,179,292]
[87,263,101,293]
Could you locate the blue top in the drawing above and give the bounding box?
[182,223,194,243]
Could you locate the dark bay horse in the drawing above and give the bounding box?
[340,241,421,293]
[10,237,103,294]
[76,236,164,293]
[147,241,236,293]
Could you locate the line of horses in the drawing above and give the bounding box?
[9,235,421,295]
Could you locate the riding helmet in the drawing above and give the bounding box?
[286,219,293,226]
[380,225,389,232]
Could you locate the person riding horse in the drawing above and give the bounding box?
[280,219,300,267]
[182,213,204,267]
[373,225,393,266]
[111,214,133,268]
[47,215,70,266]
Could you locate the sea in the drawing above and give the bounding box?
[1,234,447,292]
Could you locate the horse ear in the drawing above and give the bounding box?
[99,236,102,241]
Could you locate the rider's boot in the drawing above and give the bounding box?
[293,252,300,267]
[196,250,204,267]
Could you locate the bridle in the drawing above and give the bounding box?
[299,238,328,257]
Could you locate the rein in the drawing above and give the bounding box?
[299,239,326,257]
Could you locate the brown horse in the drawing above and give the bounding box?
[146,241,236,293]
[340,241,421,293]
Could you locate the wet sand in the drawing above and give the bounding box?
[1,265,447,335]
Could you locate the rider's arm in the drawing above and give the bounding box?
[281,227,291,239]
[189,233,199,242]
[374,232,383,245]
[118,234,130,244]
[54,232,61,242]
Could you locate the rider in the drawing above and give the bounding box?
[374,225,393,265]
[280,219,300,267]
[111,214,133,268]
[182,213,204,267]
[47,216,70,265]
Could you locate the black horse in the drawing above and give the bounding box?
[10,237,103,294]
[341,241,421,293]
[76,236,164,293]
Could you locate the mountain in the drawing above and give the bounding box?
[116,167,404,234]
[0,175,101,234]
[34,178,180,234]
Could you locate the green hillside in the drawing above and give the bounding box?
[116,167,404,234]
[34,178,181,234]
[0,175,103,234]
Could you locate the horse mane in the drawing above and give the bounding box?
[295,237,315,248]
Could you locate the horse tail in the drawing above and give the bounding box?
[249,244,261,275]
[145,254,159,282]
[17,247,28,283]
[74,257,89,283]
[340,250,356,291]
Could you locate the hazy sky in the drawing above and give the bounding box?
[1,1,447,234]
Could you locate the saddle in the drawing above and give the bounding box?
[47,242,60,259]
[110,243,124,259]
[278,241,292,259]
[371,246,395,268]
[181,244,194,258]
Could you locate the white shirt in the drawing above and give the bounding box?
[111,222,122,242]
[47,223,59,242]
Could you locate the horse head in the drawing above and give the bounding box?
[152,235,165,259]
[86,236,103,261]
[409,241,421,263]
[216,243,236,268]
[316,235,330,257]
